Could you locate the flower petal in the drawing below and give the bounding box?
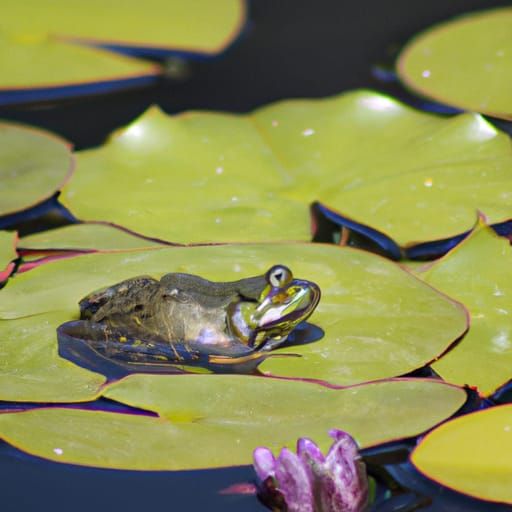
[297,437,325,465]
[253,447,277,481]
[275,447,315,512]
[319,431,368,512]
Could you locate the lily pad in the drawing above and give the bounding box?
[0,121,73,217]
[2,0,246,56]
[0,243,468,385]
[411,405,512,504]
[0,0,245,103]
[422,220,512,395]
[0,377,466,470]
[0,312,105,402]
[397,8,512,120]
[18,222,173,253]
[62,90,512,249]
[0,231,17,282]
[0,32,159,101]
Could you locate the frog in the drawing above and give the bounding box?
[57,265,321,375]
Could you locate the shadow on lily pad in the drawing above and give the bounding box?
[313,201,512,260]
[57,320,322,381]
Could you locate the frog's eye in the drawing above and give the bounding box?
[267,265,293,288]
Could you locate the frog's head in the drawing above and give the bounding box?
[228,265,321,350]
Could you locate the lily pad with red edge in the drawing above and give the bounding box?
[0,33,160,106]
[0,377,466,471]
[411,405,512,504]
[18,222,176,253]
[0,231,18,283]
[421,219,512,396]
[61,90,512,255]
[0,242,468,385]
[2,0,246,58]
[0,0,246,105]
[0,311,106,403]
[0,121,73,218]
[397,7,512,121]
[313,201,512,261]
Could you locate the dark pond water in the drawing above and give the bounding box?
[1,0,512,510]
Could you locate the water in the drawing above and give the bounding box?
[1,1,511,510]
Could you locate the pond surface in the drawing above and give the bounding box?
[1,0,511,510]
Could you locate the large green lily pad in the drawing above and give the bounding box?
[0,243,467,385]
[0,0,245,101]
[2,0,245,55]
[62,90,512,247]
[422,221,512,395]
[397,8,512,120]
[18,222,171,253]
[0,121,73,216]
[0,231,17,282]
[0,377,465,470]
[411,405,512,504]
[0,31,159,93]
[0,312,105,402]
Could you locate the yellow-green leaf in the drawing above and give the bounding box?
[19,223,171,252]
[0,377,466,470]
[397,8,512,120]
[411,405,512,504]
[0,32,158,92]
[0,0,245,101]
[0,121,73,216]
[0,312,105,402]
[1,0,245,56]
[0,231,17,282]
[422,221,512,395]
[62,91,512,247]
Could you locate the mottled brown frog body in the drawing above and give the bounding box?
[60,265,320,374]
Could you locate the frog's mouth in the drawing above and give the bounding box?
[250,282,321,350]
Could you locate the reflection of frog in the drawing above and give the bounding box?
[59,265,321,374]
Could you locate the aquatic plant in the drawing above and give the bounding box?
[253,429,368,512]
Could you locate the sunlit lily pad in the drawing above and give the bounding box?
[18,222,172,253]
[0,312,105,402]
[0,377,465,470]
[0,231,17,282]
[397,8,512,120]
[0,121,73,217]
[62,90,512,248]
[422,221,512,395]
[0,243,467,385]
[411,405,512,504]
[0,0,245,103]
[0,32,159,101]
[2,0,245,56]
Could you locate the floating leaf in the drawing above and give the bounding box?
[18,222,172,253]
[422,221,512,395]
[0,243,467,385]
[0,121,73,217]
[0,231,17,282]
[397,8,512,120]
[0,312,105,402]
[0,32,159,103]
[2,0,246,56]
[62,90,512,248]
[0,377,466,470]
[0,0,245,103]
[411,405,512,504]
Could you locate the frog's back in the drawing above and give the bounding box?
[160,272,265,308]
[79,275,160,321]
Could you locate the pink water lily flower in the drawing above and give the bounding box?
[253,429,368,512]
